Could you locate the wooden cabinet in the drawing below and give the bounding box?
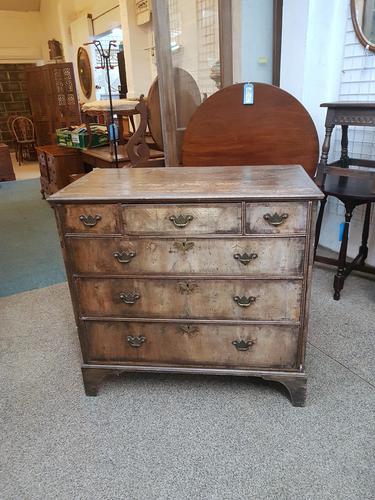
[26,63,81,146]
[0,143,15,181]
[36,145,85,197]
[48,165,323,406]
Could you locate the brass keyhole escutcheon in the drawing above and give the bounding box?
[178,281,198,295]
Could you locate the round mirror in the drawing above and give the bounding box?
[351,0,375,51]
[77,47,93,99]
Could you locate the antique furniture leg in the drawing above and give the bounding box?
[358,203,371,264]
[340,125,349,167]
[262,374,307,407]
[81,367,125,396]
[314,196,327,256]
[333,202,355,300]
[315,124,334,187]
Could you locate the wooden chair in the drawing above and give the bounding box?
[11,116,36,165]
[7,114,18,152]
[182,82,319,177]
[314,102,375,300]
[126,68,201,167]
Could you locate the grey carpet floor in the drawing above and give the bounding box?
[0,267,374,500]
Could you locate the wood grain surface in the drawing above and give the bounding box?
[49,165,323,203]
[182,83,319,177]
[68,236,305,277]
[77,277,302,321]
[121,203,241,235]
[85,321,299,369]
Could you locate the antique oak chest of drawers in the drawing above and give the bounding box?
[49,165,323,406]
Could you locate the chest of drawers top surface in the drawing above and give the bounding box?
[48,165,323,203]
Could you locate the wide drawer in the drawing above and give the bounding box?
[61,204,120,234]
[69,236,305,277]
[78,278,302,321]
[246,202,308,234]
[121,203,242,235]
[85,321,299,369]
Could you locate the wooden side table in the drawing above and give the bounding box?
[314,102,375,299]
[0,143,16,182]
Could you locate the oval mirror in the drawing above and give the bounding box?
[77,47,93,99]
[351,0,375,51]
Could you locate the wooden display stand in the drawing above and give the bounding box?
[0,143,15,181]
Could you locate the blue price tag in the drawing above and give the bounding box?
[109,123,119,141]
[339,222,345,241]
[243,83,254,105]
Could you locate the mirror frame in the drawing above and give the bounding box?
[351,0,375,52]
[77,47,93,99]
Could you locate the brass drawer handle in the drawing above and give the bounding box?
[169,214,194,228]
[232,339,255,351]
[113,250,136,264]
[119,291,140,304]
[233,295,256,307]
[79,214,102,227]
[127,335,146,348]
[263,212,288,226]
[178,324,199,336]
[234,252,258,265]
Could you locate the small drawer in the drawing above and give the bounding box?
[85,321,299,370]
[121,203,242,235]
[246,202,308,234]
[78,278,302,322]
[61,204,120,234]
[69,236,305,277]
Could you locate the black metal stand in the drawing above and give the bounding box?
[84,40,119,168]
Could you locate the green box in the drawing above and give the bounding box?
[56,126,109,149]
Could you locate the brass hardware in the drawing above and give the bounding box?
[169,214,194,228]
[232,339,255,351]
[173,240,195,252]
[263,212,289,226]
[178,281,198,295]
[178,324,199,336]
[233,295,256,308]
[233,252,258,265]
[127,335,146,348]
[79,214,102,227]
[119,291,141,304]
[113,250,136,264]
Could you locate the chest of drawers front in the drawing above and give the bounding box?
[50,166,323,406]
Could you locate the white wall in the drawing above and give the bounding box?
[281,0,375,265]
[119,0,153,98]
[281,0,347,147]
